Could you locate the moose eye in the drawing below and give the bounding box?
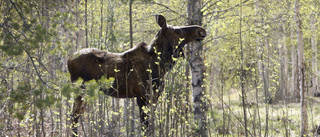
[199,31,207,37]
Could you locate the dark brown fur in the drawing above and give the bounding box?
[67,15,206,130]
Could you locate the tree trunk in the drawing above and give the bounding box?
[239,1,248,136]
[255,0,271,104]
[129,0,133,49]
[187,0,207,136]
[290,20,298,100]
[190,35,207,137]
[128,2,135,135]
[311,12,318,96]
[294,0,308,136]
[254,1,270,136]
[283,18,289,99]
[85,0,88,48]
[279,16,289,100]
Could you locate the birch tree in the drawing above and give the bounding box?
[187,0,207,136]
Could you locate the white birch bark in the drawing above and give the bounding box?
[187,0,207,136]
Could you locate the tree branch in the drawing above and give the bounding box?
[148,1,186,19]
[203,30,248,52]
[9,0,34,34]
[25,50,59,91]
[203,0,250,17]
[2,24,58,91]
[201,0,221,14]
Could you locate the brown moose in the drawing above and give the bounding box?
[67,15,206,135]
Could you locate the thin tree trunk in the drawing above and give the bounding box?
[129,0,133,49]
[239,1,248,136]
[279,25,284,101]
[311,12,318,96]
[283,18,289,99]
[130,99,135,137]
[66,99,70,137]
[291,19,298,100]
[128,1,135,136]
[35,107,39,136]
[281,15,290,137]
[279,16,288,100]
[59,93,63,136]
[294,0,308,136]
[85,0,88,48]
[99,94,103,136]
[219,63,227,135]
[99,0,104,135]
[184,44,191,136]
[40,95,46,137]
[76,0,79,51]
[40,1,47,136]
[255,1,270,136]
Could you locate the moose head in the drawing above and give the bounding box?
[152,15,206,59]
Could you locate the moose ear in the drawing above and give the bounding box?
[156,15,167,29]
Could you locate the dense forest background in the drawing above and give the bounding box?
[1,0,320,136]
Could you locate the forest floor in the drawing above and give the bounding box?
[2,92,320,137]
[210,90,320,137]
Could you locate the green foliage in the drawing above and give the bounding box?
[61,82,75,100]
[85,76,114,103]
[10,82,31,102]
[0,0,320,136]
[0,0,60,56]
[7,81,32,121]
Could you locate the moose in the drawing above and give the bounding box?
[67,15,206,135]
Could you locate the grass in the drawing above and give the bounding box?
[208,88,320,136]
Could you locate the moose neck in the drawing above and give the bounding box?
[146,38,183,83]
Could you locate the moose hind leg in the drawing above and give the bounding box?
[137,96,148,129]
[71,94,86,137]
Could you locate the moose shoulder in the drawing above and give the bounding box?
[67,42,152,98]
[67,15,206,133]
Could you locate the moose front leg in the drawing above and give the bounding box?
[136,96,148,129]
[71,94,86,137]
